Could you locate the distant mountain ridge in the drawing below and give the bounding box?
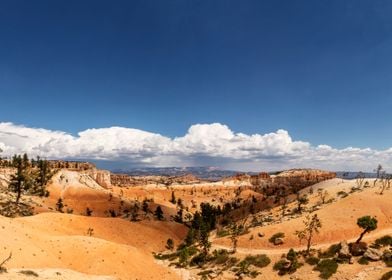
[111,167,385,181]
[335,171,379,179]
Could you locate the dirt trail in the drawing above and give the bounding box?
[212,228,392,255]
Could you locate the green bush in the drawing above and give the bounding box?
[19,270,39,277]
[197,270,213,276]
[306,256,320,265]
[211,249,229,265]
[375,235,392,247]
[153,252,178,261]
[314,259,338,279]
[166,238,174,250]
[269,232,285,244]
[381,271,392,280]
[216,229,230,237]
[243,254,271,268]
[224,257,239,268]
[273,249,301,275]
[318,244,341,259]
[177,246,197,267]
[337,191,348,198]
[190,253,207,267]
[234,260,260,279]
[358,257,369,265]
[383,251,392,267]
[273,259,286,270]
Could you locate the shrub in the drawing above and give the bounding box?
[314,259,338,279]
[224,257,239,269]
[383,251,392,267]
[243,254,271,268]
[273,259,289,275]
[306,256,320,265]
[234,260,260,279]
[358,257,369,265]
[19,270,39,277]
[381,271,392,280]
[273,249,301,275]
[153,252,178,261]
[337,191,348,198]
[211,249,229,265]
[375,235,392,247]
[166,238,174,250]
[269,232,285,244]
[190,252,207,267]
[318,243,341,258]
[197,269,213,276]
[216,229,230,237]
[178,248,189,267]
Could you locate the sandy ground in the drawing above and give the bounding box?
[0,212,187,280]
[0,268,115,280]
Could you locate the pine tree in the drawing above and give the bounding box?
[33,157,51,196]
[154,206,164,220]
[9,154,33,204]
[199,221,211,258]
[356,216,377,243]
[142,199,149,214]
[170,191,176,204]
[56,198,64,213]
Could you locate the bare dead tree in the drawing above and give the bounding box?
[379,172,390,195]
[356,172,365,189]
[0,252,12,272]
[317,189,329,204]
[295,214,322,256]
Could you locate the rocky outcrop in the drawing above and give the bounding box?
[274,237,284,245]
[224,169,335,190]
[363,248,383,261]
[272,169,336,189]
[250,172,270,185]
[87,169,112,189]
[339,241,351,259]
[0,168,14,188]
[48,160,96,171]
[110,173,202,187]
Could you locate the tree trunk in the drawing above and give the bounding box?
[15,188,21,205]
[306,231,313,255]
[356,229,368,243]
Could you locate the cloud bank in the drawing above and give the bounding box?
[0,122,391,171]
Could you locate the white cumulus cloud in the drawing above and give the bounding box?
[0,122,391,171]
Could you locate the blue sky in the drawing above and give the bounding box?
[1,1,392,170]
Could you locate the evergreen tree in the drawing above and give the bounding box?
[56,198,64,213]
[142,199,149,214]
[154,206,164,220]
[199,221,211,257]
[356,216,377,243]
[33,157,51,196]
[86,207,93,216]
[174,208,183,223]
[184,227,195,246]
[9,154,33,204]
[170,191,176,204]
[166,238,174,250]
